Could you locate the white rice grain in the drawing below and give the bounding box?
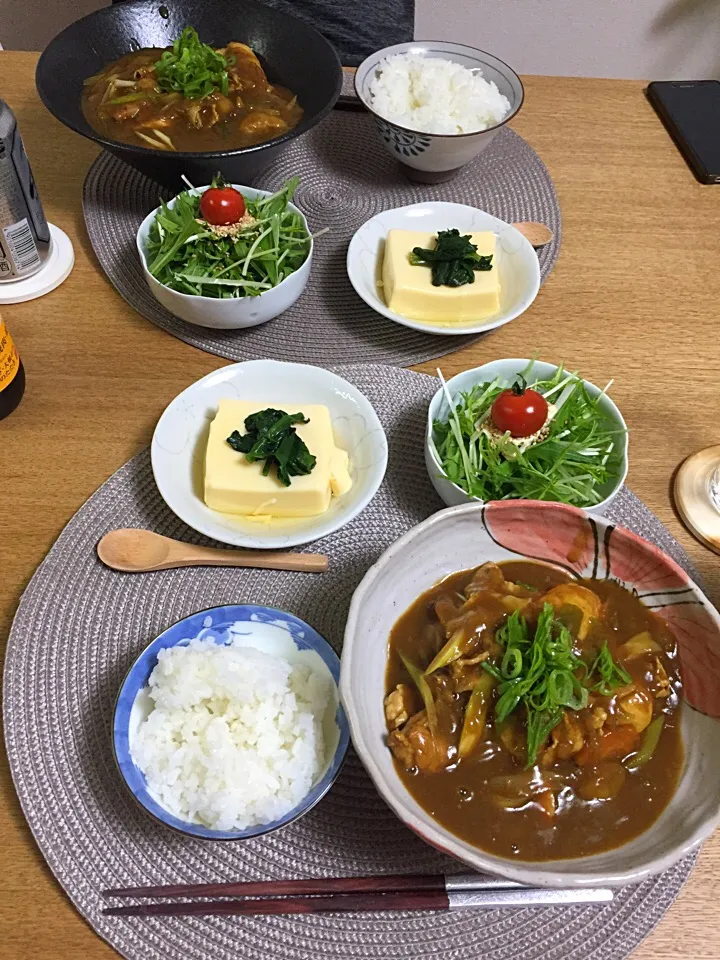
[368,52,511,135]
[131,637,331,831]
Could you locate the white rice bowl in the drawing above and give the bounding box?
[130,636,332,831]
[368,52,511,135]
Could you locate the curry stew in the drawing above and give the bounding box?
[82,41,303,152]
[385,561,683,860]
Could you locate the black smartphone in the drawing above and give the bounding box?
[646,80,720,184]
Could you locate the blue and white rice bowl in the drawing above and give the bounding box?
[355,41,524,182]
[113,604,348,840]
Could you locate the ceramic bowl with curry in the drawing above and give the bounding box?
[341,500,720,887]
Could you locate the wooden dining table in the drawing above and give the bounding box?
[1,49,719,960]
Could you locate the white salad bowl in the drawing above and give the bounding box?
[347,203,540,336]
[341,500,720,887]
[136,184,312,330]
[151,359,388,549]
[355,41,524,183]
[426,358,629,513]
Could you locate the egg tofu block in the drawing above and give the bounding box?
[382,229,500,324]
[204,399,351,517]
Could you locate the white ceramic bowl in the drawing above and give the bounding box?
[347,203,540,336]
[136,185,312,330]
[426,358,628,513]
[341,500,720,887]
[355,41,524,183]
[151,359,388,549]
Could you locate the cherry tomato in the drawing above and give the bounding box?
[199,183,246,225]
[491,378,549,438]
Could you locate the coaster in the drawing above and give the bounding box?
[0,224,74,304]
[674,444,720,554]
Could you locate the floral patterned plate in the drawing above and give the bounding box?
[341,500,720,887]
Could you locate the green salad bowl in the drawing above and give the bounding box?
[136,183,313,330]
[425,358,629,515]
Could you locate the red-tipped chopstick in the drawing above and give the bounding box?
[102,873,613,918]
[103,872,518,900]
[105,890,448,918]
[103,885,612,919]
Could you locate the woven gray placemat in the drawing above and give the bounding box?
[83,112,561,366]
[4,364,693,960]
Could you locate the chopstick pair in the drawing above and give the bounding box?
[103,872,613,918]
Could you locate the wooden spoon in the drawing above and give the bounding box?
[511,222,554,247]
[97,529,328,574]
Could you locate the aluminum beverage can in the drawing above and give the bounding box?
[0,98,51,281]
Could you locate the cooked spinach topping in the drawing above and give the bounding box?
[226,408,316,487]
[409,228,493,287]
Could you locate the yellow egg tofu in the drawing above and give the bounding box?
[382,229,500,325]
[204,399,351,518]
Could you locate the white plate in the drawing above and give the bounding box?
[151,360,388,549]
[346,202,541,336]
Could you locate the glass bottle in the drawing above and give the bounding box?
[0,314,25,420]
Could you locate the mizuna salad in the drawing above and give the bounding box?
[432,361,625,507]
[144,175,314,299]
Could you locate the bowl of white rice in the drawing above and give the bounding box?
[113,604,348,839]
[355,42,524,182]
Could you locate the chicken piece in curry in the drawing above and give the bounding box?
[82,28,303,152]
[385,560,683,860]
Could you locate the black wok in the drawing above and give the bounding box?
[36,0,342,187]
